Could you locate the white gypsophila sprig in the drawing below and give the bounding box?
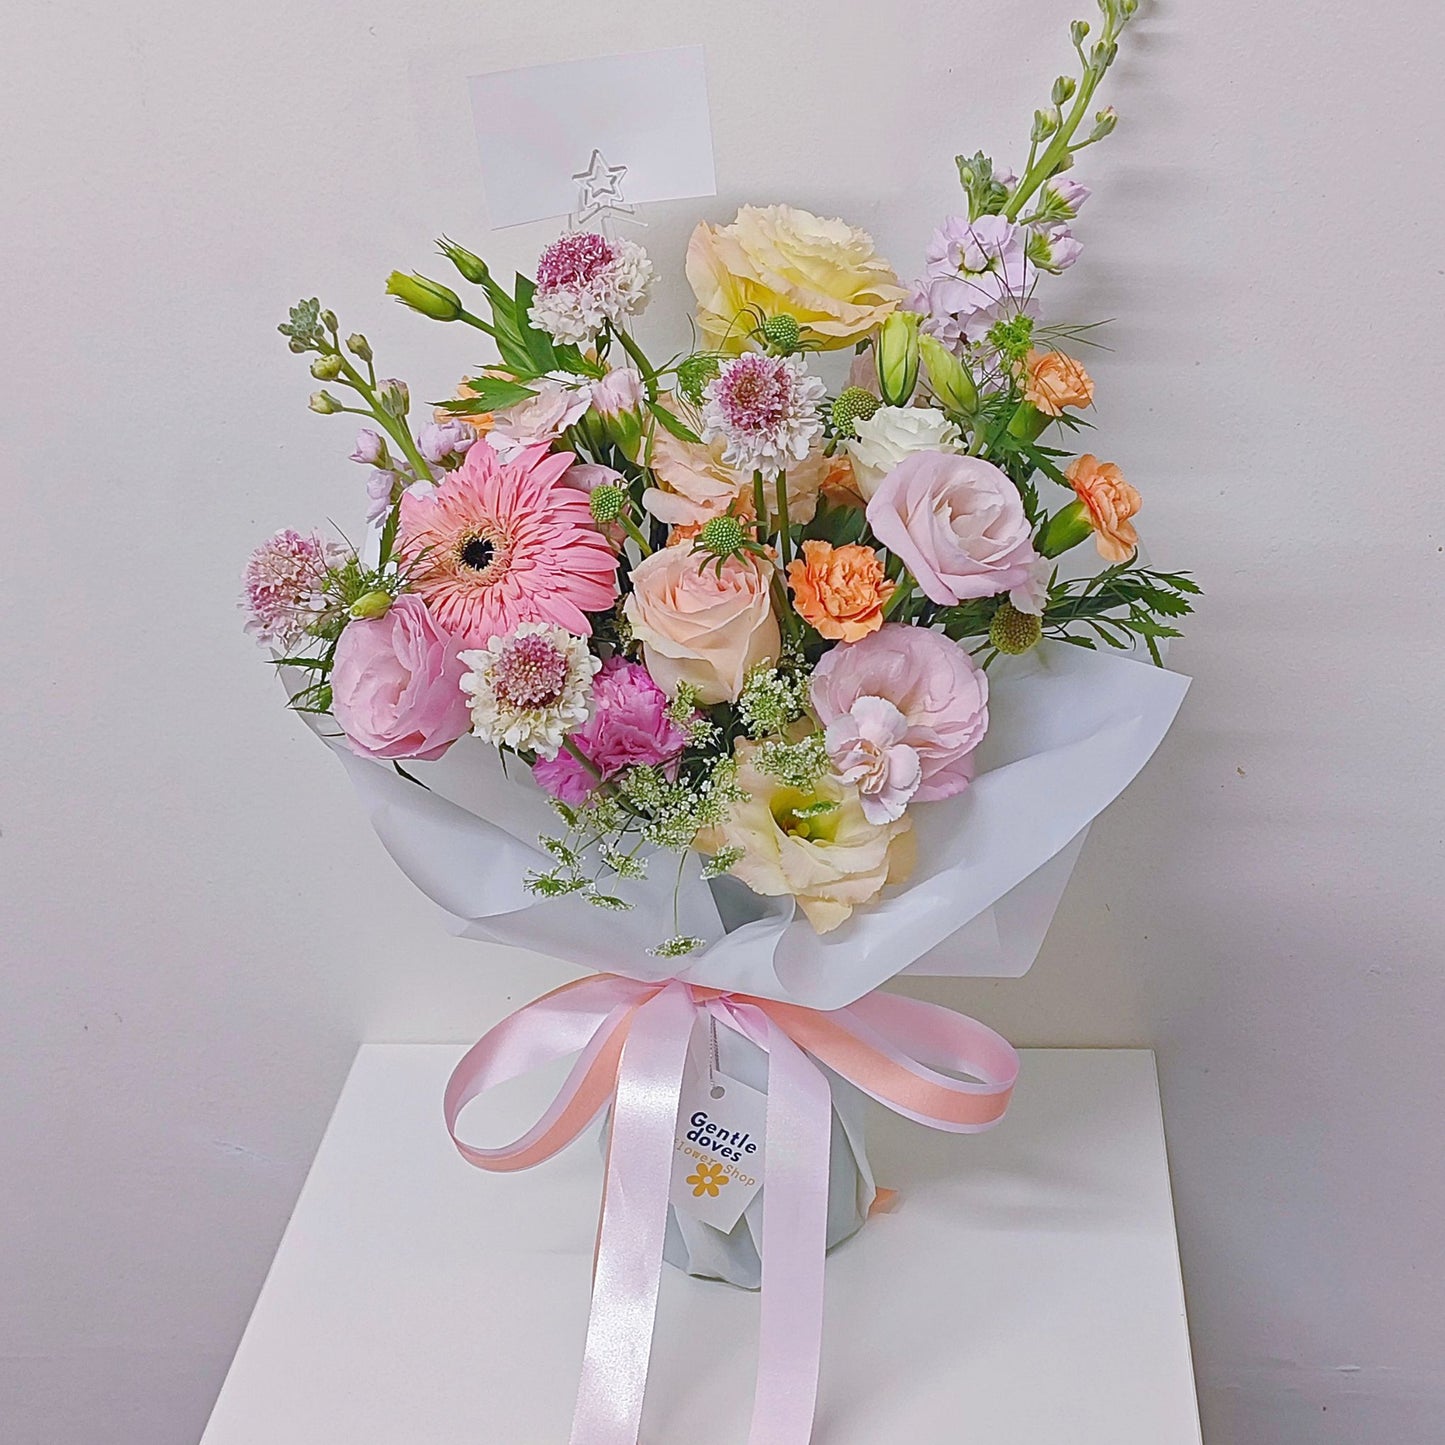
[459,621,600,758]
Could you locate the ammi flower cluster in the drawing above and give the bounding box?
[246,0,1194,954]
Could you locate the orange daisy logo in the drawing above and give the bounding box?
[686,1160,729,1198]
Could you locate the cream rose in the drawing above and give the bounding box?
[686,204,905,354]
[623,548,780,704]
[845,406,963,500]
[699,743,915,933]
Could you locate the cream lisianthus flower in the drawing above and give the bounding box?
[845,405,963,499]
[699,743,915,933]
[686,205,905,354]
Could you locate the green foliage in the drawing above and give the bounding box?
[1044,564,1200,664]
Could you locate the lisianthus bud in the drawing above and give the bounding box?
[677,354,720,406]
[588,483,626,525]
[346,333,373,362]
[989,600,1042,655]
[349,590,393,620]
[831,386,881,436]
[1036,499,1094,557]
[310,354,343,381]
[385,271,463,322]
[919,335,978,418]
[876,312,921,406]
[436,236,491,287]
[308,390,342,414]
[760,314,802,356]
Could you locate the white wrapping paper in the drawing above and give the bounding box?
[314,642,1188,1009]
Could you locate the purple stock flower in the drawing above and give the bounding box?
[911,213,1039,349]
[417,420,477,465]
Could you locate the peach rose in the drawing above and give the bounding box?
[1023,350,1094,417]
[787,541,895,642]
[623,548,780,704]
[686,205,905,353]
[642,429,751,529]
[1066,453,1141,563]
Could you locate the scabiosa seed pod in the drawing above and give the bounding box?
[760,314,802,355]
[588,483,626,525]
[697,514,749,557]
[989,600,1043,655]
[830,387,881,436]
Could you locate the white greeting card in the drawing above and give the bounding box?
[468,47,717,229]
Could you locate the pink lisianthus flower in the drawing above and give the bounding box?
[532,658,690,805]
[811,623,989,804]
[398,442,619,647]
[330,594,471,762]
[865,451,1041,606]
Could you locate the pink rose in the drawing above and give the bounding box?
[865,452,1040,605]
[810,623,988,803]
[532,657,690,805]
[330,594,470,761]
[623,548,780,704]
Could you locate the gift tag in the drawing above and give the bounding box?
[669,1049,768,1233]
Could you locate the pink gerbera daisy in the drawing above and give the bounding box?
[398,442,619,647]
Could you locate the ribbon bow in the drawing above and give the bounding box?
[445,974,1019,1444]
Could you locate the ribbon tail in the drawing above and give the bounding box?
[742,1012,833,1445]
[569,982,696,1445]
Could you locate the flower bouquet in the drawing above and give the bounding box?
[246,2,1193,1435]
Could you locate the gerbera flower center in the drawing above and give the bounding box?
[459,534,496,572]
[491,633,571,710]
[536,231,616,291]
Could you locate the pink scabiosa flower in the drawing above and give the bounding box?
[398,442,619,647]
[241,529,337,648]
[458,622,600,759]
[532,657,690,805]
[528,231,653,346]
[700,352,826,480]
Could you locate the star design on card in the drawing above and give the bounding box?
[572,148,635,226]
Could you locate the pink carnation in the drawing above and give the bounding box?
[532,657,689,805]
[810,623,989,805]
[330,594,471,762]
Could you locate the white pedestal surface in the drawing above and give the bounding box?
[201,1045,1201,1444]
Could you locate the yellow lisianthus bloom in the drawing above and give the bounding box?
[699,743,915,933]
[686,205,905,354]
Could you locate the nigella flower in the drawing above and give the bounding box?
[528,231,653,346]
[397,441,619,647]
[699,352,826,480]
[241,529,339,648]
[459,622,600,758]
[910,213,1039,349]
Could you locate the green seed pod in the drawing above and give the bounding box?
[830,386,882,436]
[760,314,802,355]
[989,600,1043,655]
[588,484,626,525]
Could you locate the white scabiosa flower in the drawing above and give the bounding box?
[528,232,653,346]
[699,352,826,480]
[459,622,601,758]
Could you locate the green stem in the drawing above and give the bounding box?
[619,513,653,557]
[753,471,768,544]
[456,308,497,338]
[613,325,659,400]
[881,577,914,621]
[333,351,433,483]
[562,738,606,784]
[774,470,791,566]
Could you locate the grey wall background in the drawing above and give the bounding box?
[4,1,1442,1440]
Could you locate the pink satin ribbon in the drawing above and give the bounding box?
[445,975,1019,1444]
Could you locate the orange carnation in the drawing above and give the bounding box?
[1066,454,1141,563]
[1024,349,1094,417]
[787,540,895,642]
